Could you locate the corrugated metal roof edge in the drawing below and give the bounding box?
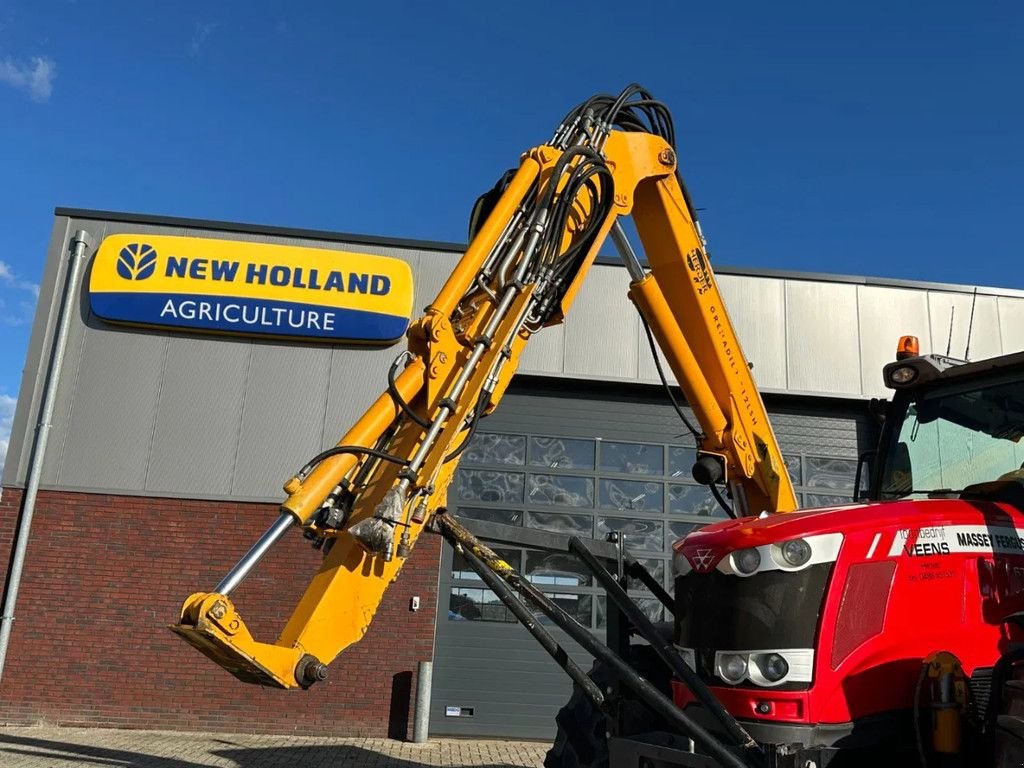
[54,206,1024,299]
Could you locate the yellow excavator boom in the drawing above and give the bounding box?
[171,86,798,690]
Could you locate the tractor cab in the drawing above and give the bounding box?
[872,341,1024,509]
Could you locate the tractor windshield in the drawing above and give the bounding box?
[879,372,1024,498]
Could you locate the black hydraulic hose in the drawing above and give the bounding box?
[297,445,409,480]
[458,545,606,713]
[624,558,675,614]
[638,312,702,441]
[388,356,430,429]
[710,483,736,519]
[570,537,761,754]
[444,392,488,463]
[434,515,757,768]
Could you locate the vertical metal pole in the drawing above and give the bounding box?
[412,660,433,743]
[0,229,93,682]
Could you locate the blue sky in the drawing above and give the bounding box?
[1,1,1022,469]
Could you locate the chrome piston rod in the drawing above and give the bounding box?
[215,512,294,596]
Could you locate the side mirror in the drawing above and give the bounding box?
[854,450,876,501]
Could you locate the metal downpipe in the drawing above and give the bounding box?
[0,229,93,682]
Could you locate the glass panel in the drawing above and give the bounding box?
[784,454,803,485]
[597,517,664,552]
[525,551,591,587]
[668,446,697,478]
[600,441,664,475]
[536,593,592,627]
[525,511,593,538]
[454,507,523,526]
[463,433,526,465]
[599,479,663,513]
[456,469,525,503]
[448,587,516,622]
[529,437,595,470]
[805,456,858,491]
[804,492,852,508]
[596,596,665,629]
[880,379,1024,497]
[635,597,666,624]
[527,474,595,507]
[453,547,520,581]
[627,558,665,591]
[667,521,701,549]
[668,484,724,518]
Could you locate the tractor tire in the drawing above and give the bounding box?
[544,634,673,768]
[993,680,1024,768]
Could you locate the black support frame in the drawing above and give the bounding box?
[436,513,763,768]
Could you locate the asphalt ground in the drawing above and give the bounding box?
[0,726,549,768]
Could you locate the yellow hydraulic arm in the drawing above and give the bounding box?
[172,85,798,691]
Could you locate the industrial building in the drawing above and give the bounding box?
[2,207,1023,740]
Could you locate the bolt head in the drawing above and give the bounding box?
[209,601,227,620]
[658,149,676,166]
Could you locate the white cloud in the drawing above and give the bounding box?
[0,393,15,476]
[0,260,39,325]
[0,55,56,102]
[189,21,218,57]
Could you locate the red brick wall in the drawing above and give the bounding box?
[0,487,442,736]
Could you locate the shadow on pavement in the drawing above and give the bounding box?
[0,733,536,768]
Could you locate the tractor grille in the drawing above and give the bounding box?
[674,563,832,664]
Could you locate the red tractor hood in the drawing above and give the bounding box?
[674,496,1024,573]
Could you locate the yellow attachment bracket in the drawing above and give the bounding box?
[170,592,305,689]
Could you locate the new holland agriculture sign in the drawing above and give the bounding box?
[88,235,414,343]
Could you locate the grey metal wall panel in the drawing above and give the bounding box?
[562,267,637,380]
[145,338,251,496]
[321,346,398,451]
[785,281,861,396]
[54,325,168,490]
[857,286,932,398]
[927,291,1002,363]
[716,274,787,390]
[519,324,566,375]
[998,297,1024,354]
[231,344,332,499]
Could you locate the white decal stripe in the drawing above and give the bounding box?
[883,524,1024,558]
[887,531,906,557]
[866,532,881,559]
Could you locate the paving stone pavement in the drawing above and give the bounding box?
[0,726,550,768]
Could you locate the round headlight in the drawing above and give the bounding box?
[732,547,762,575]
[757,653,789,683]
[779,538,812,568]
[719,654,748,684]
[889,365,918,385]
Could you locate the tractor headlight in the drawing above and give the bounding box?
[755,652,789,683]
[731,548,761,576]
[887,364,918,386]
[718,653,748,684]
[776,538,812,568]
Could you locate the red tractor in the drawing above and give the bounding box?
[549,344,1024,767]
